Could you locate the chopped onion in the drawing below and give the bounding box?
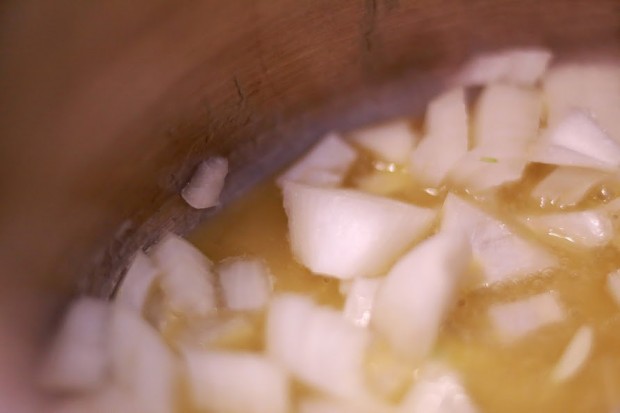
[115,251,159,312]
[544,63,620,143]
[606,269,620,307]
[488,292,565,342]
[531,167,607,208]
[448,145,528,192]
[38,297,109,393]
[551,325,593,382]
[455,48,552,86]
[399,362,479,413]
[183,350,289,413]
[372,232,471,361]
[277,133,357,188]
[109,304,178,413]
[151,233,217,317]
[441,194,557,284]
[523,210,613,247]
[349,120,418,164]
[530,111,620,171]
[282,183,436,279]
[181,157,228,209]
[266,294,371,402]
[218,257,272,311]
[410,88,468,187]
[529,143,611,171]
[343,278,382,328]
[474,84,542,149]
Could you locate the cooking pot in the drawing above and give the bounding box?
[1,1,618,411]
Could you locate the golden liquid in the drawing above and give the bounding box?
[188,154,620,413]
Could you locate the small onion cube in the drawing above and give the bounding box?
[181,157,228,209]
[109,305,178,413]
[277,133,357,188]
[488,292,565,342]
[218,258,272,311]
[282,183,436,279]
[474,84,541,149]
[266,294,371,402]
[399,362,479,413]
[410,88,468,187]
[551,325,594,382]
[455,48,552,86]
[373,232,472,361]
[531,111,620,170]
[151,233,217,317]
[343,278,382,328]
[184,350,289,413]
[544,63,620,143]
[38,297,109,393]
[441,194,557,284]
[349,120,417,164]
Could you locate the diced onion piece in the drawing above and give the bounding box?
[38,297,109,393]
[151,233,216,317]
[410,88,468,187]
[442,194,557,285]
[109,305,178,413]
[488,292,565,342]
[181,157,228,209]
[455,48,552,86]
[606,269,620,307]
[530,111,620,171]
[218,258,272,311]
[343,278,382,328]
[282,183,436,279]
[266,294,371,402]
[277,133,357,188]
[373,232,471,361]
[544,63,620,143]
[523,211,613,247]
[365,340,413,402]
[448,145,528,192]
[184,350,289,413]
[399,362,479,413]
[552,326,594,383]
[475,84,541,149]
[115,251,159,312]
[531,167,607,207]
[349,120,417,164]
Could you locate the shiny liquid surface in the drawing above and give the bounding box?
[189,155,620,413]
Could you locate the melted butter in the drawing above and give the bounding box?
[185,160,620,413]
